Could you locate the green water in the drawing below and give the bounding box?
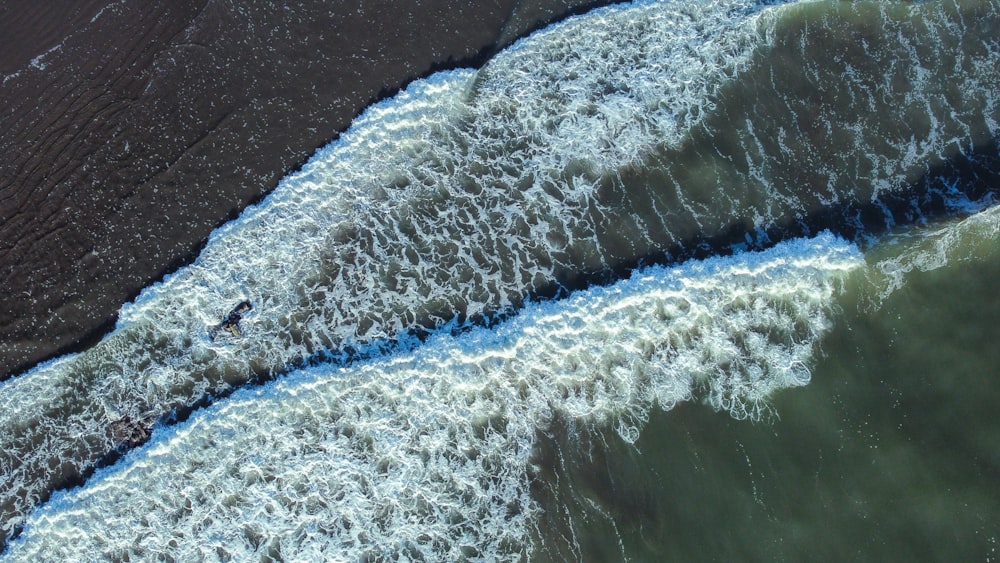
[2,0,998,556]
[525,1,1000,556]
[532,220,1000,561]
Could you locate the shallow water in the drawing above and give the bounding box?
[1,0,998,559]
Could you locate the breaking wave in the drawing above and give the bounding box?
[1,0,998,554]
[5,235,860,561]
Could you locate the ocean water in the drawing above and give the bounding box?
[532,208,1000,562]
[2,0,999,560]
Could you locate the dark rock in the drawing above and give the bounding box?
[210,300,252,340]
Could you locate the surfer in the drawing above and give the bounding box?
[209,300,253,340]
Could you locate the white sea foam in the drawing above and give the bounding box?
[4,234,861,561]
[2,0,789,538]
[6,0,998,548]
[868,204,1000,302]
[117,0,776,358]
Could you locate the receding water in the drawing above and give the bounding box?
[1,0,998,559]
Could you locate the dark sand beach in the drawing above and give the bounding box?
[3,1,997,558]
[0,0,614,380]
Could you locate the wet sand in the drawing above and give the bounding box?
[0,0,615,380]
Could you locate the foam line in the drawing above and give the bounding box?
[4,234,860,560]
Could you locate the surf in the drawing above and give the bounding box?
[1,0,998,550]
[4,234,861,561]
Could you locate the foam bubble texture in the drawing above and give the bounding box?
[0,0,782,536]
[7,0,997,544]
[868,204,1000,302]
[5,234,860,560]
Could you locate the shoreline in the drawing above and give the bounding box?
[0,0,615,380]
